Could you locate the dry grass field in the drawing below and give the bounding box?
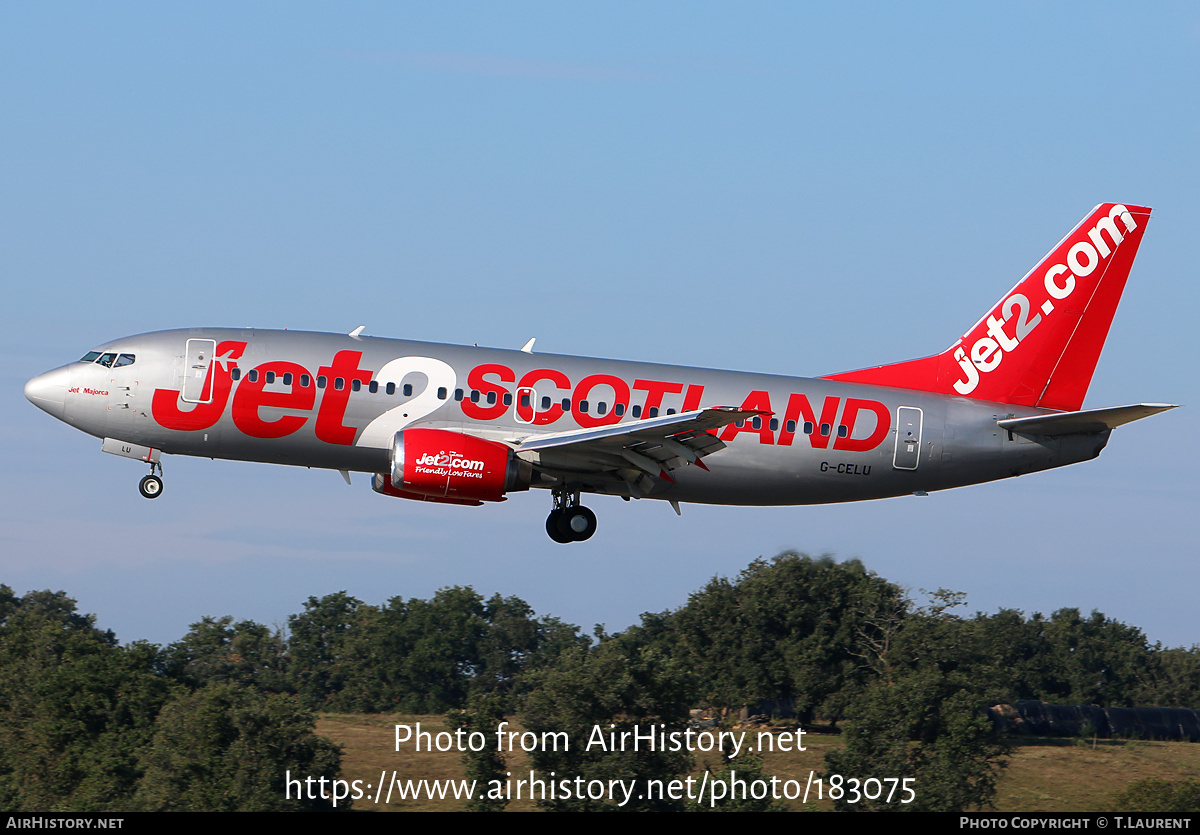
[315,713,1200,812]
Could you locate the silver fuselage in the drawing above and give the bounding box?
[24,327,1107,506]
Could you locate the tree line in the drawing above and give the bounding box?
[3,553,1197,811]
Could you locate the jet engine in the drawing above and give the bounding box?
[373,428,532,504]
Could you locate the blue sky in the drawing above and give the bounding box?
[3,3,1197,648]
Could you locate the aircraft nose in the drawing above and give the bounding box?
[25,366,71,420]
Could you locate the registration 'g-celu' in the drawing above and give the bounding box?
[25,203,1176,542]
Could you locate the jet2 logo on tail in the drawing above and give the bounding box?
[952,204,1138,395]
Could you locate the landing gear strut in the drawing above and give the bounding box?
[546,489,596,543]
[138,461,164,499]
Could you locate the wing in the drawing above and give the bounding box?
[508,406,769,497]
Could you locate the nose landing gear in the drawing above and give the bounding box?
[546,489,596,543]
[138,461,164,499]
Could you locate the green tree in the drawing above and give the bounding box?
[447,691,510,812]
[518,633,695,811]
[638,553,907,722]
[289,587,586,713]
[1142,646,1200,709]
[288,591,384,711]
[163,615,289,693]
[0,586,174,811]
[824,590,1007,812]
[135,683,344,811]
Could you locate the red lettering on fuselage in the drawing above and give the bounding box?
[314,351,373,445]
[231,361,313,438]
[572,374,629,428]
[516,368,570,425]
[152,353,893,453]
[462,363,514,421]
[833,398,891,452]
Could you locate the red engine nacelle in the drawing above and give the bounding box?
[375,428,532,503]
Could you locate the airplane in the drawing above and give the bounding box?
[24,202,1176,543]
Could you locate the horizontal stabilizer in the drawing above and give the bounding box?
[996,403,1177,436]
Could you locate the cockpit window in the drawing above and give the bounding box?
[78,351,135,367]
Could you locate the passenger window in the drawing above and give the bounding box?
[803,421,814,435]
[786,420,796,433]
[541,396,552,410]
[770,418,779,431]
[283,372,293,386]
[596,402,607,415]
[614,403,625,416]
[667,408,676,416]
[248,369,259,383]
[301,374,311,387]
[385,382,396,395]
[368,380,378,393]
[438,387,447,400]
[334,378,345,391]
[648,407,659,418]
[403,384,413,397]
[820,423,831,436]
[751,416,760,429]
[231,368,242,381]
[520,393,530,408]
[578,400,589,413]
[562,399,571,411]
[487,391,496,405]
[503,393,512,406]
[352,379,362,392]
[317,376,327,388]
[837,425,848,438]
[266,371,276,384]
[471,390,480,403]
[454,389,464,401]
[632,405,642,418]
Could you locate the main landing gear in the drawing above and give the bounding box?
[545,489,597,543]
[138,461,164,499]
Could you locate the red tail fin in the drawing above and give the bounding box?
[822,203,1151,412]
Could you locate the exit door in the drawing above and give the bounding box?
[182,338,216,403]
[893,406,923,470]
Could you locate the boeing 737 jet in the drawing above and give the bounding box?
[25,203,1175,542]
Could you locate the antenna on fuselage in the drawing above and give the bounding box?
[521,338,536,353]
[349,326,365,340]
